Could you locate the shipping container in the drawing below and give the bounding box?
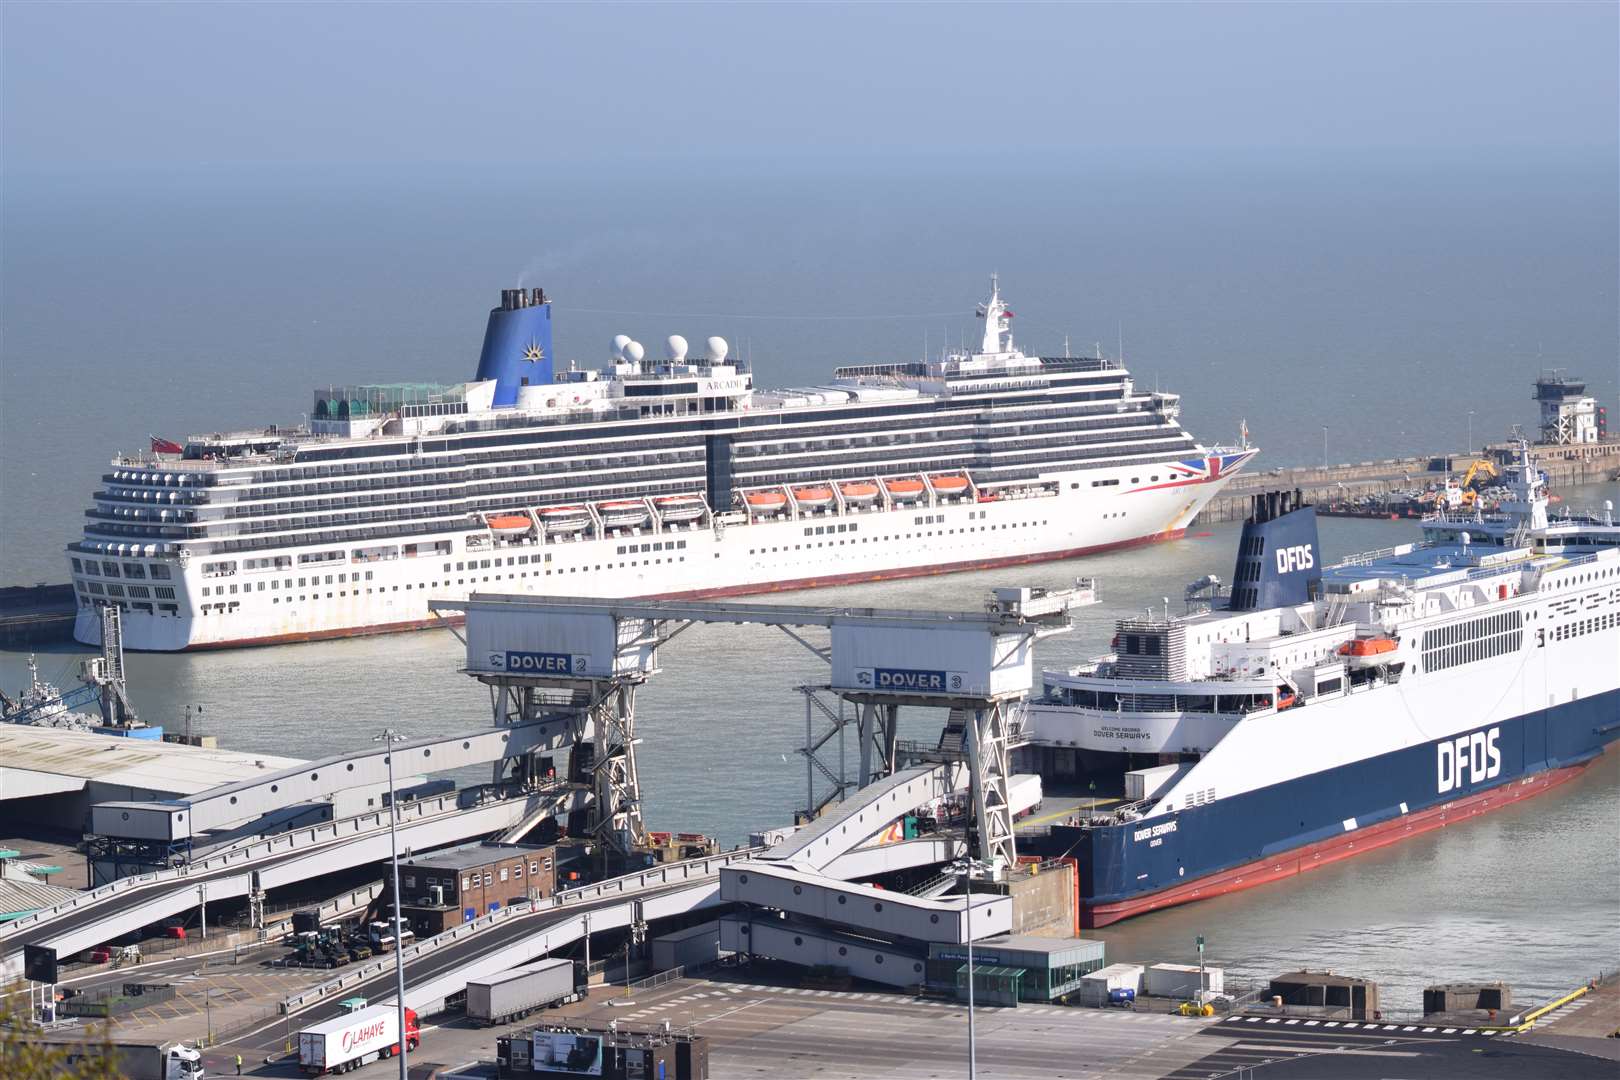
[650,921,725,973]
[467,958,577,1026]
[1007,774,1043,817]
[1124,763,1190,802]
[1076,963,1144,1007]
[1145,962,1223,999]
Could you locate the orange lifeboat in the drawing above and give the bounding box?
[745,490,788,514]
[930,474,970,495]
[793,486,835,509]
[839,481,879,505]
[884,477,926,502]
[1337,638,1398,657]
[485,513,533,536]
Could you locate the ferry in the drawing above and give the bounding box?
[1021,446,1620,926]
[68,278,1255,650]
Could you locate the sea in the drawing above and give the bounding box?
[1,162,1616,1007]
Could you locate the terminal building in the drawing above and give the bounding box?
[927,935,1106,1005]
[390,841,558,934]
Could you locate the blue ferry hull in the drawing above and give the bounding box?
[1072,687,1620,924]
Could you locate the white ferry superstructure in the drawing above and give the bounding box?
[69,279,1256,650]
[1019,448,1619,926]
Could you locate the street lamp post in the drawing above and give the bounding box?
[1468,410,1475,454]
[953,858,990,1080]
[1321,426,1329,469]
[375,728,410,1080]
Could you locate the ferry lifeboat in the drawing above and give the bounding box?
[538,506,591,534]
[1337,636,1402,667]
[598,500,651,529]
[654,494,707,523]
[485,512,534,536]
[793,486,835,510]
[744,491,788,515]
[839,481,880,506]
[930,473,971,497]
[884,477,925,502]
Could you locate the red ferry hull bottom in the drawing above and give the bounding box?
[179,528,1187,651]
[1080,757,1598,929]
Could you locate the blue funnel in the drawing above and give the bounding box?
[1229,490,1320,611]
[475,288,553,407]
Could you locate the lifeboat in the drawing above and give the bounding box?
[654,494,707,523]
[839,481,879,505]
[485,512,534,536]
[1276,689,1297,711]
[930,473,970,496]
[598,500,650,529]
[744,490,788,515]
[884,477,926,502]
[793,486,835,510]
[1337,636,1402,668]
[538,506,590,534]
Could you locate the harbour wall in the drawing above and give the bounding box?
[1194,439,1620,525]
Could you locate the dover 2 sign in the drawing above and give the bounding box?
[487,650,590,675]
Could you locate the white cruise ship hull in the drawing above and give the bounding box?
[76,459,1249,650]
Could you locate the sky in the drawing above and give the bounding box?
[4,2,1617,178]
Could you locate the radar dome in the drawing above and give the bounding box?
[611,334,631,359]
[707,336,730,363]
[665,335,689,361]
[623,340,646,364]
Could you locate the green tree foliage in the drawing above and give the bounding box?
[1,981,127,1080]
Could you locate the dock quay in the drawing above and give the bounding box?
[0,584,74,646]
[4,584,1615,1078]
[1194,438,1620,525]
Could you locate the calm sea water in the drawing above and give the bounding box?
[2,499,1615,1007]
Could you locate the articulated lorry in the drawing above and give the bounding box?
[467,958,578,1026]
[297,1003,420,1075]
[54,1041,203,1079]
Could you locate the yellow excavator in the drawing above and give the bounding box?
[1457,459,1499,508]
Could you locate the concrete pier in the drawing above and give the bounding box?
[1196,439,1620,525]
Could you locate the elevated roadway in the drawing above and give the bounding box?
[0,783,583,978]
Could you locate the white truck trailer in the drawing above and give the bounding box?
[466,958,577,1026]
[59,1041,202,1080]
[297,1004,420,1075]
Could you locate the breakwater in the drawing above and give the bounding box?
[1196,440,1620,525]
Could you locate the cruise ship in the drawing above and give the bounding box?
[1021,446,1619,926]
[68,279,1256,650]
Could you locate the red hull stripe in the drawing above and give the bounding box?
[177,528,1186,651]
[1081,759,1596,928]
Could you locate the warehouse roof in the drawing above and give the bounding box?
[402,840,552,872]
[0,725,301,802]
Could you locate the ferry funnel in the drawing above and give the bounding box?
[476,287,554,407]
[1228,489,1320,612]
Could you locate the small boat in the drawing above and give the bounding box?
[598,500,650,528]
[1338,637,1399,658]
[745,491,788,514]
[485,513,533,536]
[884,477,925,502]
[538,505,591,534]
[654,494,707,522]
[839,481,879,505]
[930,474,970,496]
[793,486,835,509]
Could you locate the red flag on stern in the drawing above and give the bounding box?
[150,435,184,455]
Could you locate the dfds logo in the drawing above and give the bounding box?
[1274,544,1316,574]
[1437,726,1501,794]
